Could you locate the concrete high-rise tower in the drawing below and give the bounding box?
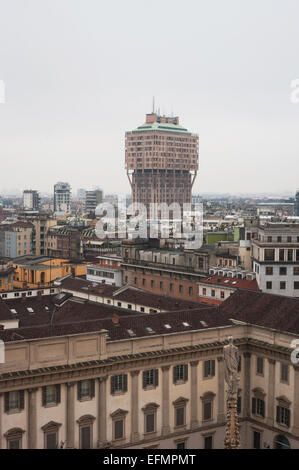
[54,182,71,214]
[125,111,199,216]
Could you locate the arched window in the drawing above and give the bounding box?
[274,435,291,449]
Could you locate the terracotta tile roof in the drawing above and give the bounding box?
[199,274,259,291]
[60,276,204,311]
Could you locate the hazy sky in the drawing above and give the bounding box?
[1,0,299,196]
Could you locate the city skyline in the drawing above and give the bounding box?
[1,0,299,195]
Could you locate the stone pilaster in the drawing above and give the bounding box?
[266,359,276,427]
[66,382,76,448]
[130,370,140,443]
[190,361,199,429]
[243,353,251,418]
[162,366,170,436]
[217,357,225,424]
[27,388,38,449]
[98,376,108,447]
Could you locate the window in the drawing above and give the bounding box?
[280,267,287,276]
[80,426,91,449]
[4,390,24,413]
[280,281,286,290]
[188,286,193,295]
[77,380,95,401]
[111,409,128,441]
[265,267,273,275]
[201,392,215,422]
[253,431,261,449]
[280,363,289,383]
[279,250,285,262]
[256,357,264,375]
[5,428,24,449]
[173,364,188,384]
[288,250,293,262]
[176,441,186,450]
[252,397,265,418]
[42,421,62,449]
[266,281,272,290]
[294,267,299,275]
[179,285,183,293]
[211,289,215,297]
[265,249,275,261]
[42,385,61,406]
[143,369,159,389]
[276,405,290,427]
[294,282,299,290]
[203,401,212,421]
[111,374,128,394]
[173,398,188,427]
[151,280,154,288]
[221,291,225,299]
[204,435,213,449]
[204,360,215,378]
[143,403,159,434]
[114,420,124,440]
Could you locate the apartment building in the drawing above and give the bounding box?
[121,239,216,302]
[54,182,71,214]
[85,190,103,214]
[0,287,298,449]
[86,255,122,287]
[252,223,299,296]
[23,190,40,211]
[0,222,34,258]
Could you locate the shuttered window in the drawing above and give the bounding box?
[204,360,215,378]
[143,369,159,389]
[173,364,188,384]
[77,380,95,400]
[276,406,290,427]
[252,398,265,418]
[111,375,128,394]
[42,385,61,406]
[4,390,24,413]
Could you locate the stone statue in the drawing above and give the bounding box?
[223,336,240,397]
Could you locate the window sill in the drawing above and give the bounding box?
[78,396,93,402]
[111,391,126,397]
[174,380,187,386]
[174,424,187,431]
[5,409,22,415]
[43,402,59,408]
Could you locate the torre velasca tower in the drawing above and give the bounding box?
[125,111,199,215]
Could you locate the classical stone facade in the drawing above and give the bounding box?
[0,321,298,449]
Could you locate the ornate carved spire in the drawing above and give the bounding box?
[223,336,241,449]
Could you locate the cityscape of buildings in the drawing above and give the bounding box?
[0,110,299,452]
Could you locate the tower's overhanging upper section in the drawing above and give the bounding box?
[125,112,199,173]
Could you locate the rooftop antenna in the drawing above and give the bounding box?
[152,96,155,114]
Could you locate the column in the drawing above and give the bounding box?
[217,357,225,424]
[243,353,251,418]
[292,365,299,437]
[266,359,276,427]
[130,370,140,443]
[162,366,170,436]
[66,382,76,448]
[98,376,107,447]
[27,388,38,449]
[190,361,199,429]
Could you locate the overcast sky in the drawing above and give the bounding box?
[0,0,299,196]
